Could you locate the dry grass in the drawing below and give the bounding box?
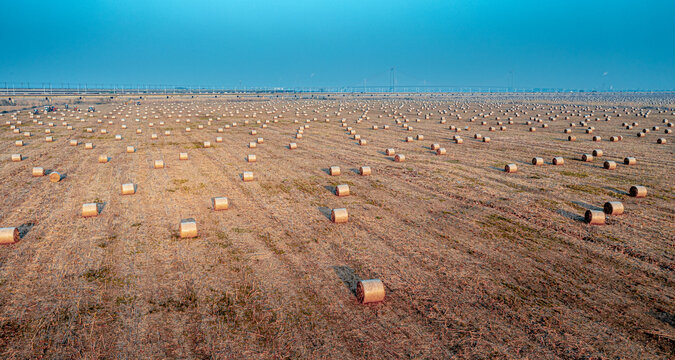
[0,93,673,359]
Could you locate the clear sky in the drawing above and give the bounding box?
[1,0,673,90]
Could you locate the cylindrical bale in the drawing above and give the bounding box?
[505,164,517,173]
[624,157,636,165]
[203,141,211,148]
[359,166,371,176]
[482,137,490,143]
[657,138,667,144]
[629,185,647,198]
[394,154,405,162]
[329,166,341,176]
[179,152,189,160]
[532,157,544,166]
[257,137,264,144]
[212,197,229,210]
[45,136,53,142]
[0,228,19,244]
[247,154,256,162]
[49,171,61,182]
[386,148,395,156]
[568,135,576,141]
[242,171,254,182]
[69,140,78,146]
[582,154,594,162]
[585,210,605,225]
[98,155,108,163]
[331,208,348,223]
[552,157,564,165]
[85,142,93,149]
[336,184,350,197]
[15,140,23,146]
[357,279,385,304]
[179,219,198,238]
[121,183,135,195]
[455,138,463,144]
[154,160,164,169]
[32,167,44,177]
[592,149,603,157]
[593,136,601,142]
[289,142,297,149]
[406,136,414,142]
[359,139,367,145]
[436,148,446,155]
[604,201,624,215]
[430,143,440,150]
[416,134,424,140]
[249,142,257,148]
[126,146,135,153]
[603,161,617,170]
[82,203,99,217]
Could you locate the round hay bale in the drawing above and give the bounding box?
[98,155,108,163]
[242,171,254,182]
[582,154,593,162]
[296,133,303,139]
[126,146,135,153]
[289,142,297,149]
[665,129,672,134]
[137,129,143,134]
[179,152,189,160]
[603,201,624,215]
[585,210,605,225]
[386,148,395,156]
[85,143,93,150]
[406,136,414,142]
[82,203,99,217]
[247,154,256,162]
[593,136,601,142]
[249,142,257,148]
[624,157,636,165]
[552,157,564,165]
[204,141,211,148]
[216,137,223,143]
[32,167,44,177]
[329,166,341,176]
[336,184,350,197]
[568,135,576,141]
[10,153,21,162]
[629,185,647,198]
[49,171,61,182]
[564,128,572,133]
[212,197,229,210]
[0,228,19,244]
[69,139,78,146]
[359,166,371,176]
[482,137,490,143]
[657,138,667,144]
[455,138,463,144]
[417,134,424,140]
[357,279,385,304]
[359,139,367,145]
[505,164,517,173]
[592,149,603,157]
[151,134,158,140]
[532,157,544,166]
[529,127,536,132]
[474,133,482,140]
[115,135,122,140]
[257,137,264,144]
[45,136,53,142]
[154,160,164,169]
[331,208,348,223]
[431,143,440,150]
[603,160,617,170]
[394,154,405,162]
[15,140,23,147]
[121,183,135,195]
[250,130,257,135]
[436,147,446,155]
[179,219,198,238]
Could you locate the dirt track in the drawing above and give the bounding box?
[0,94,673,359]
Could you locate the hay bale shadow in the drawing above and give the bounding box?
[349,168,360,175]
[605,187,628,196]
[324,185,336,194]
[332,265,361,297]
[571,201,602,211]
[97,202,107,214]
[318,207,332,221]
[17,223,35,239]
[556,209,585,222]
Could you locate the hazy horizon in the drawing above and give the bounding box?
[1,0,673,90]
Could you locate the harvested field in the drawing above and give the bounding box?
[0,93,673,359]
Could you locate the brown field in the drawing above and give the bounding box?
[0,93,673,359]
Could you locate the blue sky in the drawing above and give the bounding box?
[1,0,673,90]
